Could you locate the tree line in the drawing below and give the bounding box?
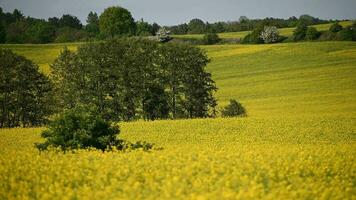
[168,15,332,35]
[241,21,356,44]
[0,5,342,44]
[0,38,217,127]
[0,6,161,44]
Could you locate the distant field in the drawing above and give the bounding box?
[173,21,353,39]
[0,43,78,74]
[1,41,356,199]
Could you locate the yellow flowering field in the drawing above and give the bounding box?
[1,116,355,199]
[1,41,356,199]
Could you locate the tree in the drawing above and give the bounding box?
[156,27,172,43]
[336,26,356,41]
[0,23,6,43]
[35,106,153,151]
[26,20,55,43]
[99,6,136,37]
[221,99,246,117]
[52,38,217,121]
[305,27,320,40]
[188,18,206,34]
[5,20,28,43]
[136,19,153,36]
[242,25,264,44]
[329,22,343,33]
[160,43,217,118]
[203,32,221,45]
[12,9,24,21]
[293,21,308,41]
[260,26,280,43]
[151,23,160,35]
[0,49,53,128]
[58,14,82,29]
[85,11,100,37]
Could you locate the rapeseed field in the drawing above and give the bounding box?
[0,41,355,199]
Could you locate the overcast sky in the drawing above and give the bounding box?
[1,0,356,25]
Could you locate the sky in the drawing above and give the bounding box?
[1,0,356,25]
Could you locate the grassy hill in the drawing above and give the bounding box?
[173,21,353,40]
[1,41,355,199]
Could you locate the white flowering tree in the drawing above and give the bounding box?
[260,26,280,44]
[156,27,172,43]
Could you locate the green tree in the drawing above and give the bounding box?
[99,6,136,37]
[0,49,53,128]
[203,32,221,45]
[329,22,343,33]
[136,19,153,36]
[293,21,308,41]
[188,18,206,34]
[58,14,82,29]
[305,27,321,40]
[0,23,6,43]
[5,20,28,43]
[242,25,264,44]
[85,11,100,37]
[221,99,246,117]
[26,20,55,43]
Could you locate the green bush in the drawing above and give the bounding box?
[35,106,153,151]
[329,22,343,33]
[305,27,321,40]
[242,28,264,44]
[221,99,246,117]
[202,32,221,45]
[335,25,356,41]
[319,31,336,41]
[293,22,308,41]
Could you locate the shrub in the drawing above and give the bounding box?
[319,31,336,41]
[305,27,321,40]
[336,27,354,41]
[329,22,343,33]
[242,26,264,44]
[221,99,246,117]
[35,106,153,151]
[202,32,221,45]
[293,22,308,41]
[260,26,280,44]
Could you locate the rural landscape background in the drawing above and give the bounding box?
[0,0,356,199]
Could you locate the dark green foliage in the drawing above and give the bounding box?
[143,85,169,120]
[242,26,264,44]
[85,12,100,38]
[99,6,136,37]
[55,27,87,43]
[293,22,308,41]
[58,14,82,29]
[0,49,53,128]
[26,20,55,43]
[202,32,221,45]
[0,23,6,43]
[319,31,336,41]
[221,99,246,117]
[136,19,154,36]
[336,26,356,41]
[329,22,342,33]
[188,19,206,34]
[305,27,321,40]
[52,38,217,121]
[35,106,153,151]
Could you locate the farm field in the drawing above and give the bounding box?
[1,41,356,199]
[173,21,353,39]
